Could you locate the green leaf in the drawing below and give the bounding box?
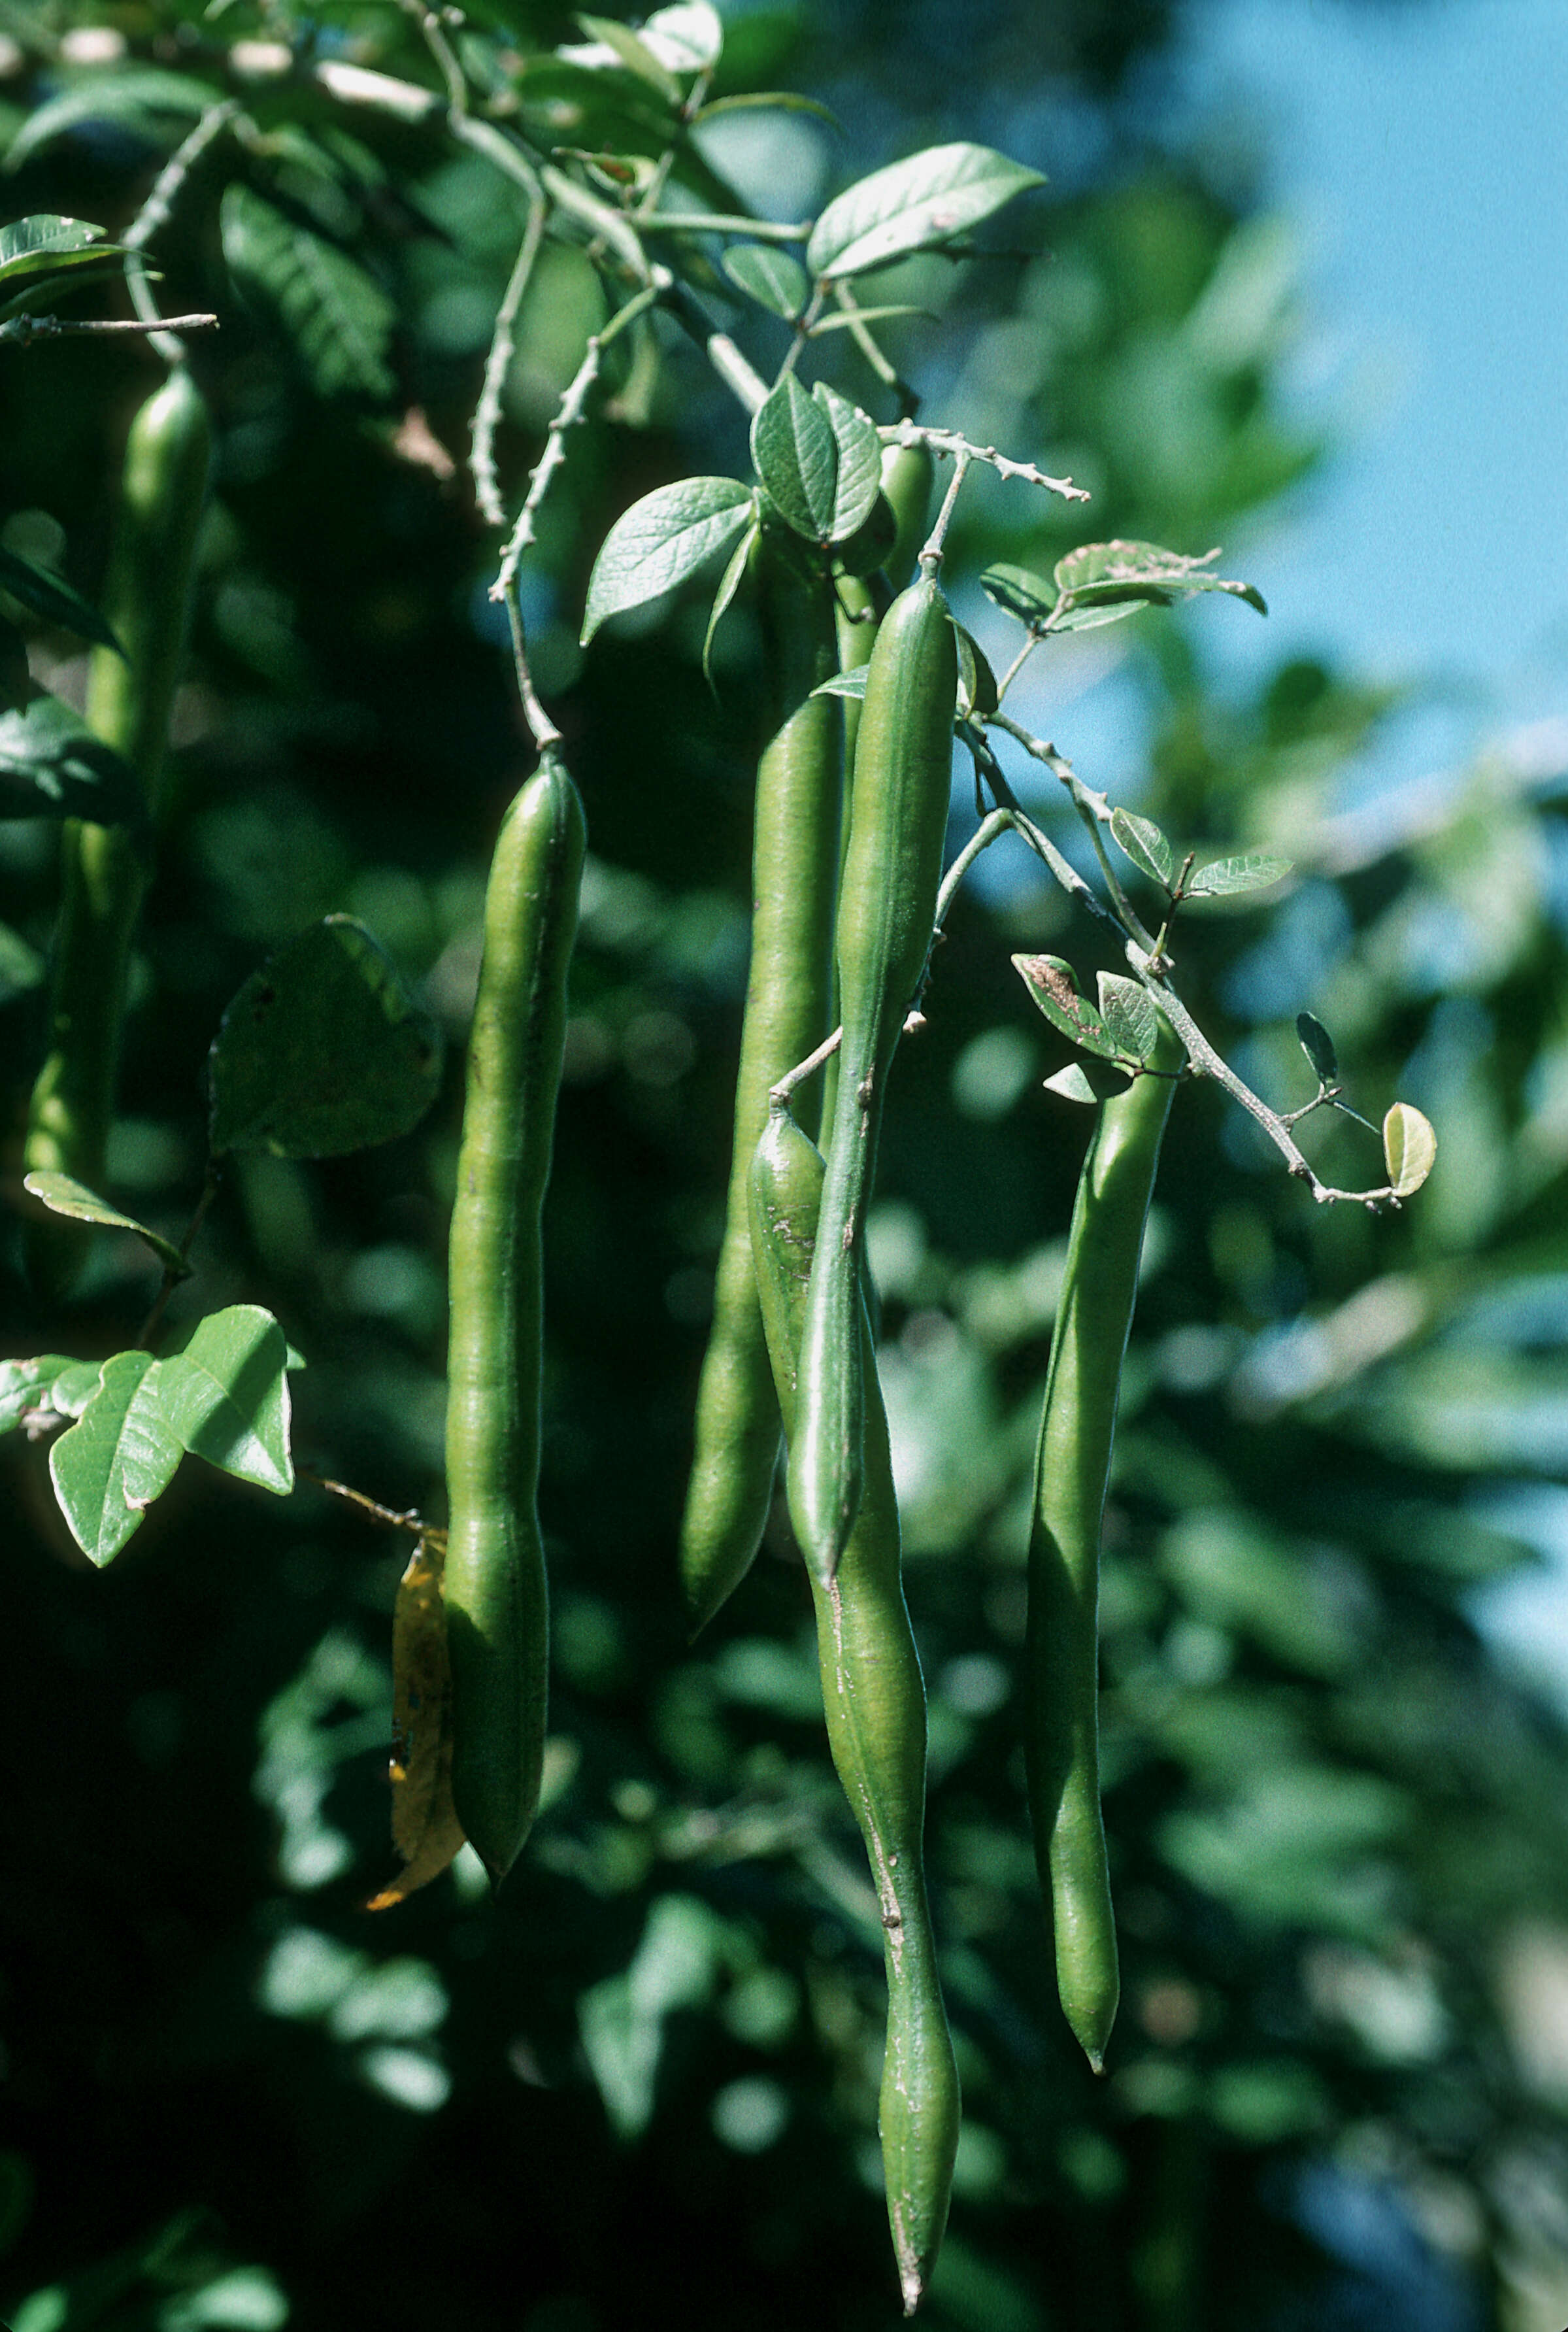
[703,515,759,681]
[220,184,395,403]
[209,915,442,1158]
[0,213,122,284]
[1050,539,1268,631]
[0,544,122,652]
[49,1351,184,1566]
[980,562,1056,628]
[47,1360,105,1420]
[0,1354,80,1434]
[720,243,807,320]
[811,384,882,541]
[1043,1060,1129,1106]
[695,92,841,131]
[0,916,42,1002]
[1109,808,1176,890]
[580,477,754,643]
[1011,953,1120,1060]
[1383,1103,1437,1199]
[1296,1013,1338,1083]
[807,143,1045,281]
[1184,852,1292,899]
[22,1170,187,1274]
[158,1304,294,1495]
[1097,972,1159,1064]
[5,71,224,173]
[0,696,143,826]
[954,626,998,720]
[640,2,724,73]
[572,15,684,102]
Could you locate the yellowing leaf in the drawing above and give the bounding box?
[1382,1102,1437,1199]
[366,1536,466,1910]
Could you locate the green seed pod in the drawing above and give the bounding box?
[25,365,211,1294]
[678,550,842,1636]
[750,1100,959,2316]
[791,571,956,1581]
[444,748,585,1886]
[1027,1029,1180,2069]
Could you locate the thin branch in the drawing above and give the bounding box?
[121,97,242,363]
[136,1167,220,1351]
[471,192,548,528]
[958,724,1119,932]
[500,582,562,754]
[0,312,218,349]
[830,280,907,399]
[881,418,1089,505]
[491,278,664,598]
[985,712,1158,953]
[639,211,809,241]
[933,806,1017,931]
[298,1466,442,1544]
[771,1026,842,1111]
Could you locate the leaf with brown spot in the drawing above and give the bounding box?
[366,1535,466,1909]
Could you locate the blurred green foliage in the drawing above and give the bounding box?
[3,4,1568,2329]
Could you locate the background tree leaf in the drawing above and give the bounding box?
[48,1351,184,1566]
[158,1305,294,1495]
[0,544,122,653]
[0,696,144,825]
[580,477,753,642]
[208,916,441,1158]
[807,142,1045,280]
[220,184,396,403]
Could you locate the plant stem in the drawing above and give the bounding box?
[471,192,548,528]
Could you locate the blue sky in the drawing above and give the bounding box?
[1177,0,1568,777]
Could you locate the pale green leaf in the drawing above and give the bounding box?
[1110,808,1175,889]
[1184,853,1292,899]
[571,15,683,101]
[807,143,1044,281]
[581,477,753,643]
[1051,538,1267,628]
[720,243,807,320]
[49,1351,184,1566]
[812,666,870,700]
[1097,972,1159,1064]
[158,1304,294,1495]
[751,376,838,541]
[811,382,882,542]
[1383,1103,1437,1199]
[1043,1061,1129,1106]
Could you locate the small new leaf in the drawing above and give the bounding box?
[1184,853,1292,899]
[1383,1102,1437,1199]
[22,1171,187,1275]
[1012,954,1120,1060]
[49,1351,184,1566]
[1109,808,1175,890]
[1043,1060,1129,1106]
[1297,1012,1338,1083]
[807,143,1044,281]
[1097,972,1158,1065]
[158,1304,293,1494]
[581,477,753,642]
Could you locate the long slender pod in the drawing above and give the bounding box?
[790,571,956,1581]
[679,550,842,1636]
[751,1100,959,2316]
[24,365,210,1292]
[444,748,585,1885]
[1027,1029,1180,2067]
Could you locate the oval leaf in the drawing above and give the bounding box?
[158,1304,293,1494]
[49,1351,184,1566]
[581,476,753,643]
[720,242,807,319]
[208,915,441,1158]
[1097,971,1158,1065]
[812,383,882,542]
[22,1170,186,1275]
[1184,853,1292,899]
[1011,953,1119,1060]
[0,213,112,279]
[1109,807,1175,890]
[750,376,839,541]
[980,561,1056,628]
[1297,1011,1338,1083]
[807,143,1044,281]
[1383,1102,1437,1199]
[1052,538,1267,625]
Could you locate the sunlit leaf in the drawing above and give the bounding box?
[209,915,441,1158]
[1184,853,1292,899]
[1051,538,1267,630]
[158,1304,293,1495]
[750,378,878,545]
[807,143,1044,281]
[1043,1060,1127,1105]
[0,696,143,826]
[1383,1102,1437,1199]
[581,477,753,642]
[1109,808,1175,890]
[1097,972,1158,1064]
[0,1354,80,1435]
[22,1170,186,1274]
[49,1351,184,1566]
[812,665,870,701]
[1011,953,1120,1060]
